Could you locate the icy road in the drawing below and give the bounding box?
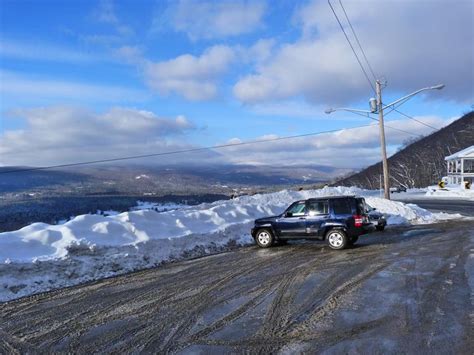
[1,219,472,353]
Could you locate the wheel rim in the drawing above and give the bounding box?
[257,231,270,246]
[328,232,344,247]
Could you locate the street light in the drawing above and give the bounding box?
[325,82,444,200]
[381,84,445,112]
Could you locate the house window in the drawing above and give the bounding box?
[448,161,456,173]
[464,159,474,173]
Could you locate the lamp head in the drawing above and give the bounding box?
[325,108,334,114]
[431,84,445,90]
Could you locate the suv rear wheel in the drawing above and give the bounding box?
[326,229,348,250]
[255,228,274,248]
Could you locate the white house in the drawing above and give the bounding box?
[445,145,474,187]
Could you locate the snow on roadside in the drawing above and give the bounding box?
[364,197,462,225]
[425,186,474,200]
[130,200,184,212]
[0,186,463,302]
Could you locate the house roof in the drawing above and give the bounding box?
[445,145,474,160]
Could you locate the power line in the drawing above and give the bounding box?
[0,124,382,175]
[379,121,422,137]
[391,108,439,131]
[347,110,422,137]
[328,0,376,93]
[338,0,377,81]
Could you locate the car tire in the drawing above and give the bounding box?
[255,228,274,248]
[376,225,385,231]
[326,229,348,250]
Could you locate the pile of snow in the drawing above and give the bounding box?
[135,174,150,180]
[130,200,184,212]
[425,186,474,200]
[0,186,462,301]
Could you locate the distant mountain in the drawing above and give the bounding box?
[0,163,352,197]
[335,111,474,188]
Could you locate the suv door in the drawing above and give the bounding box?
[275,201,307,238]
[305,200,329,238]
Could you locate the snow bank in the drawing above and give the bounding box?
[0,186,462,301]
[130,200,184,212]
[425,186,474,200]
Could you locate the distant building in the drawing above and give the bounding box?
[445,145,474,187]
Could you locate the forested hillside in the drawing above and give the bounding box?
[336,111,474,188]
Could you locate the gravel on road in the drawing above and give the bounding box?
[1,220,473,354]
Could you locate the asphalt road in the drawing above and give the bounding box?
[400,199,474,216]
[1,219,473,354]
[389,194,474,216]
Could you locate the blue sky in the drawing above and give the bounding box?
[0,0,472,168]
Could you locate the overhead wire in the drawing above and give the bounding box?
[2,1,435,176]
[390,108,439,131]
[327,0,376,93]
[0,121,424,175]
[0,124,379,175]
[348,111,423,137]
[331,0,437,135]
[338,0,377,82]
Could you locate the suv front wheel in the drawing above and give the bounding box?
[255,228,274,248]
[326,229,348,250]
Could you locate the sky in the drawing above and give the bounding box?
[0,0,472,169]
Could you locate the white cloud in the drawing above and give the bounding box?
[0,105,451,169]
[0,71,148,104]
[94,0,119,24]
[0,39,105,64]
[153,0,266,40]
[217,116,450,168]
[115,45,145,65]
[234,0,474,105]
[0,107,196,166]
[92,0,134,37]
[237,38,276,68]
[144,45,235,100]
[249,100,358,120]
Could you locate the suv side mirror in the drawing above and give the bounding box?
[285,212,293,217]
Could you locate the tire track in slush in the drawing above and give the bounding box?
[0,220,472,353]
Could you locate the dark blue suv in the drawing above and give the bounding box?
[251,196,375,250]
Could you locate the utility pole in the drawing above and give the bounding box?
[376,80,390,199]
[325,84,444,200]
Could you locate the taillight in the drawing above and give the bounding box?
[353,215,363,227]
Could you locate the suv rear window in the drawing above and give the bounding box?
[331,198,353,215]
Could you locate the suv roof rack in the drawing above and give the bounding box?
[307,195,356,200]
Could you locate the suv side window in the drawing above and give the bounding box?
[331,198,353,215]
[307,200,329,216]
[286,201,306,216]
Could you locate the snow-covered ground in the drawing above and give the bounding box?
[130,200,184,212]
[0,186,463,302]
[375,186,474,201]
[424,186,474,200]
